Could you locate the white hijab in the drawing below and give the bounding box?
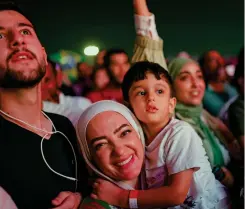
[76,100,145,190]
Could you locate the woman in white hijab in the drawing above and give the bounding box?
[76,100,145,208]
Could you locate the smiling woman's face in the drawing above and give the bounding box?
[86,111,144,181]
[174,62,206,106]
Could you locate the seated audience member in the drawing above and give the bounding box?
[73,62,93,96]
[228,47,244,149]
[168,57,243,187]
[86,65,111,103]
[199,50,238,116]
[42,59,91,125]
[0,3,89,208]
[57,63,76,96]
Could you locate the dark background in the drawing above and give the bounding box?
[16,0,244,58]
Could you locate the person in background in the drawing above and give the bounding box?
[95,49,106,66]
[85,65,111,103]
[226,48,244,209]
[73,62,93,96]
[168,57,243,187]
[42,59,91,125]
[199,50,238,116]
[228,47,244,149]
[58,62,76,96]
[0,2,89,208]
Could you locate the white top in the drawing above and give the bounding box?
[43,92,91,126]
[142,118,228,209]
[134,14,159,40]
[0,187,17,209]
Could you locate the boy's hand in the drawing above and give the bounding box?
[91,178,129,208]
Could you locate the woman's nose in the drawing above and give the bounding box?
[112,144,125,157]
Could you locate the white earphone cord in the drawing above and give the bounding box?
[0,109,78,191]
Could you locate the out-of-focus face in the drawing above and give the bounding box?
[94,68,110,89]
[86,111,144,181]
[0,10,47,88]
[109,53,130,84]
[204,51,224,73]
[41,62,59,103]
[77,62,92,78]
[129,72,176,128]
[174,62,205,106]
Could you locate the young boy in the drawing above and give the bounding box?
[91,61,229,209]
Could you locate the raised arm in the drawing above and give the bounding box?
[134,0,151,16]
[132,0,168,70]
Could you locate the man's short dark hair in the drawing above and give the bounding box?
[122,61,174,102]
[0,2,33,25]
[103,48,129,69]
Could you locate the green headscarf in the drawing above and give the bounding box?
[175,103,225,167]
[168,57,197,81]
[168,57,225,167]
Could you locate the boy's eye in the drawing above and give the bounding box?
[157,89,163,94]
[137,91,145,96]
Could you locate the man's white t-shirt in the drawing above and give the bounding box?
[142,118,228,209]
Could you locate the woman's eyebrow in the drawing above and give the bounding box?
[91,136,106,145]
[113,124,129,134]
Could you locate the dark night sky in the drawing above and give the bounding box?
[17,0,244,57]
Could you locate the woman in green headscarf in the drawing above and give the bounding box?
[168,57,242,188]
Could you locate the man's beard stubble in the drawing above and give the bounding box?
[0,59,46,89]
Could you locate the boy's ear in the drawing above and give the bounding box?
[169,97,177,115]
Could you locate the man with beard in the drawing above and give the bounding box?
[0,3,89,209]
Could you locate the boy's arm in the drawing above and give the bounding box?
[91,169,194,208]
[132,0,168,70]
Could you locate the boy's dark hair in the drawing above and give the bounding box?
[122,61,174,102]
[103,48,129,69]
[0,2,33,25]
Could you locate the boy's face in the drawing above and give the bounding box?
[128,72,176,127]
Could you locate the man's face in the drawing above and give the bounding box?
[77,62,92,78]
[0,10,47,89]
[41,62,59,103]
[109,53,130,84]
